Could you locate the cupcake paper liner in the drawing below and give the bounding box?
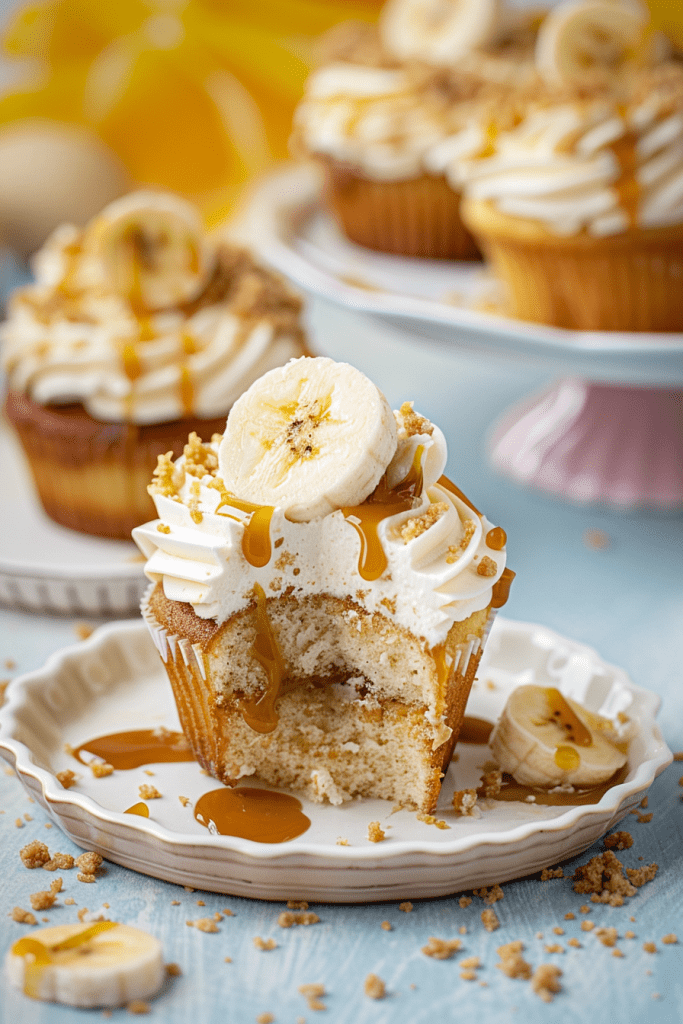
[323,164,481,260]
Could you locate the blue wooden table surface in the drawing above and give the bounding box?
[1,298,682,1023]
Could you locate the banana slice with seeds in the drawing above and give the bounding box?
[490,684,627,788]
[535,0,651,88]
[217,356,398,522]
[85,190,212,311]
[380,0,502,67]
[6,922,165,1007]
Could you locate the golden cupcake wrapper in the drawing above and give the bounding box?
[141,583,497,782]
[323,164,481,260]
[462,199,683,331]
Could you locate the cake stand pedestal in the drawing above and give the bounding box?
[488,379,683,510]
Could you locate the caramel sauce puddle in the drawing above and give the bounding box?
[194,787,310,843]
[71,729,193,770]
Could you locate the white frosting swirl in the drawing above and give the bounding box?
[293,63,482,181]
[454,89,683,236]
[1,224,305,424]
[133,409,507,648]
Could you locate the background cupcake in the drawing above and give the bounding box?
[292,0,539,259]
[454,0,683,331]
[2,190,308,539]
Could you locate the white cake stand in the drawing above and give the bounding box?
[240,165,683,511]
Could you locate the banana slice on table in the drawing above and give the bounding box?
[218,356,398,522]
[490,684,627,788]
[380,0,502,66]
[5,922,165,1007]
[84,189,212,311]
[535,0,651,88]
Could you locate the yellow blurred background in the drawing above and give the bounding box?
[0,0,679,254]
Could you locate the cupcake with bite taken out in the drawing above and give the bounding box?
[133,355,514,814]
[1,191,309,538]
[454,0,683,330]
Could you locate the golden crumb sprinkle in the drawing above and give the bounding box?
[643,942,657,954]
[157,523,171,534]
[397,401,433,438]
[336,837,349,846]
[446,519,476,563]
[479,768,502,799]
[20,840,51,869]
[364,974,386,999]
[422,936,462,960]
[544,944,564,954]
[496,941,531,979]
[476,556,498,578]
[277,911,320,928]
[15,818,24,828]
[256,1015,275,1024]
[583,529,610,550]
[138,785,162,800]
[473,885,504,905]
[572,850,641,900]
[166,963,182,976]
[400,502,448,544]
[188,478,203,524]
[567,938,581,948]
[481,909,500,933]
[178,796,190,808]
[56,769,77,789]
[625,930,636,939]
[662,934,678,944]
[126,1001,151,1015]
[367,821,385,843]
[149,451,184,498]
[579,905,591,913]
[12,906,37,924]
[459,896,472,909]
[298,984,326,1011]
[29,887,59,911]
[625,863,658,887]
[564,912,575,920]
[595,928,619,948]
[44,852,74,871]
[604,831,633,851]
[77,873,97,884]
[76,852,103,875]
[581,921,595,932]
[416,812,450,829]
[381,921,392,931]
[183,432,219,478]
[461,956,481,970]
[399,902,413,913]
[552,927,564,936]
[91,762,114,779]
[531,964,562,1003]
[253,937,277,951]
[540,867,564,881]
[452,789,479,816]
[74,622,94,640]
[612,949,624,958]
[635,812,653,823]
[64,897,75,905]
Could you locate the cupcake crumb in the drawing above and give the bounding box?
[531,964,562,1002]
[482,909,500,932]
[298,984,326,1011]
[421,936,462,960]
[253,937,277,950]
[364,974,386,999]
[583,529,610,550]
[367,822,385,843]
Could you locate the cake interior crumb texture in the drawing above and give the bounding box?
[148,584,492,813]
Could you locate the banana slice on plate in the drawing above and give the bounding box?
[380,0,502,66]
[218,356,398,522]
[5,922,165,1007]
[535,0,651,88]
[490,684,628,788]
[84,190,212,311]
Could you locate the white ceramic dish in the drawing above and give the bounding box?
[0,616,670,902]
[239,165,683,387]
[0,416,147,615]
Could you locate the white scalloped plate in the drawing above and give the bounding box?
[0,617,671,902]
[238,165,683,387]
